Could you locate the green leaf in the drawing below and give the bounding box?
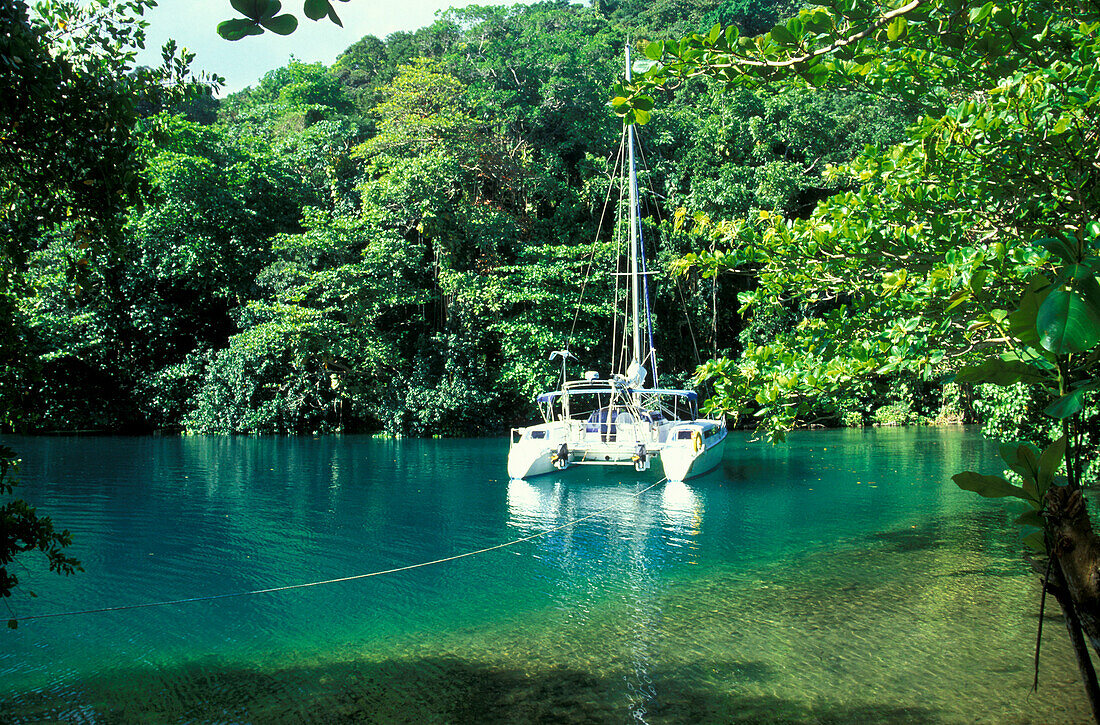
[1037,285,1100,353]
[303,0,330,20]
[217,18,263,40]
[1021,471,1039,503]
[770,24,796,46]
[1014,509,1044,527]
[968,1,993,23]
[1076,273,1100,316]
[952,357,1047,386]
[1045,389,1085,419]
[969,268,988,294]
[999,443,1042,484]
[886,16,907,41]
[1017,444,1041,482]
[1038,435,1066,491]
[644,41,664,60]
[633,108,652,125]
[1022,530,1047,553]
[1007,275,1050,348]
[1037,235,1079,263]
[259,13,297,34]
[1049,115,1071,136]
[945,287,970,312]
[230,0,274,19]
[953,471,1029,499]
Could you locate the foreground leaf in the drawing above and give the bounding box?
[1038,435,1066,491]
[1022,531,1047,553]
[953,357,1047,386]
[230,0,277,20]
[259,13,298,34]
[1045,389,1085,419]
[303,0,330,20]
[953,471,1030,500]
[1037,286,1100,354]
[1014,509,1044,527]
[217,18,263,40]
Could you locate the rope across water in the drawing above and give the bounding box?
[9,477,669,625]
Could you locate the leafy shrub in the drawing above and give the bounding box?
[873,402,913,426]
[187,311,351,434]
[933,382,966,425]
[973,383,1100,484]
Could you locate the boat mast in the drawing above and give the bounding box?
[625,46,642,370]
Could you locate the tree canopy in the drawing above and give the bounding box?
[7,0,908,440]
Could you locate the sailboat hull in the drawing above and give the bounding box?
[508,418,726,482]
[507,444,556,480]
[660,424,727,482]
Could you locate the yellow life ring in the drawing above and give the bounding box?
[691,429,702,454]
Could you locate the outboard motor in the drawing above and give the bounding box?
[552,442,570,470]
[633,443,649,472]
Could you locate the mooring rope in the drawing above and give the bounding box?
[9,477,669,625]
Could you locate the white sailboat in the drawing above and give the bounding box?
[507,48,727,483]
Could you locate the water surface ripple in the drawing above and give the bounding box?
[0,428,1090,723]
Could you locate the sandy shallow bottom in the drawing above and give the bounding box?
[3,520,1088,724]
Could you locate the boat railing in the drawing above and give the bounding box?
[560,418,661,448]
[510,417,671,448]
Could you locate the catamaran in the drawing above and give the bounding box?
[507,48,727,482]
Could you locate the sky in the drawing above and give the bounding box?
[134,0,522,94]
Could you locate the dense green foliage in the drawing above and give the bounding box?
[2,0,231,611]
[1,0,183,615]
[633,0,1100,454]
[6,0,929,437]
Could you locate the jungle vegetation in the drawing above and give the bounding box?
[7,0,1100,712]
[5,0,932,441]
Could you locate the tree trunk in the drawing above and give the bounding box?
[1047,486,1100,651]
[1045,485,1100,722]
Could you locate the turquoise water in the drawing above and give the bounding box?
[0,428,1090,723]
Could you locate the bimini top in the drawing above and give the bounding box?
[535,387,698,404]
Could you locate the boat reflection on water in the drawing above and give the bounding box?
[505,475,702,547]
[505,477,550,533]
[505,474,703,720]
[659,479,703,543]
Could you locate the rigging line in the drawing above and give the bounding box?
[610,129,628,376]
[636,131,703,369]
[634,135,664,226]
[638,219,658,382]
[675,275,703,366]
[633,133,659,382]
[567,130,628,354]
[11,478,671,625]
